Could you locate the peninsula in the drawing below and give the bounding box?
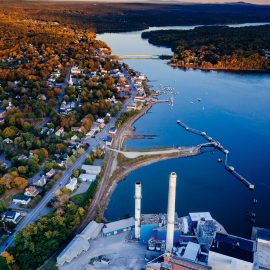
[142,25,270,71]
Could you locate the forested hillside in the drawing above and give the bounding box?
[142,25,270,71]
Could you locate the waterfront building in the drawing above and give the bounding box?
[252,227,270,269]
[208,232,255,270]
[102,217,135,237]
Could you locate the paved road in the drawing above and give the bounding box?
[0,66,136,252]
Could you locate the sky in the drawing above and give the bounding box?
[49,0,270,4]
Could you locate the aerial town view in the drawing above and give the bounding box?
[0,0,269,269]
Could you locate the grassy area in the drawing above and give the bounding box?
[71,177,99,207]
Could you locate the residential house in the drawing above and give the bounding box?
[46,169,56,178]
[71,66,81,75]
[3,138,13,144]
[24,186,39,197]
[65,177,78,191]
[70,135,79,142]
[55,127,64,137]
[13,195,31,205]
[33,175,47,187]
[3,211,23,224]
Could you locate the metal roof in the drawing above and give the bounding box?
[80,221,104,241]
[210,232,255,263]
[189,212,213,222]
[102,217,135,234]
[183,242,200,261]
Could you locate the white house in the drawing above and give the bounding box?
[55,127,64,137]
[81,165,101,175]
[3,211,23,224]
[66,177,78,191]
[33,175,47,187]
[13,195,31,205]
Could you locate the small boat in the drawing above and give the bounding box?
[217,158,223,163]
[253,198,258,204]
[197,98,201,102]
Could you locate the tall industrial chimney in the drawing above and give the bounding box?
[166,172,177,252]
[135,181,142,240]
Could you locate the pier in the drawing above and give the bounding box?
[176,120,255,190]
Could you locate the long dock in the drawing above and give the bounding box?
[176,120,255,190]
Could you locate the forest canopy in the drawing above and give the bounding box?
[142,25,270,71]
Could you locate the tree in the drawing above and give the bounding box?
[2,127,17,139]
[13,177,28,189]
[2,251,15,265]
[0,256,9,270]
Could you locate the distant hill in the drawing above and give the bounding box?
[0,1,270,32]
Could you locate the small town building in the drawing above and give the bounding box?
[78,173,96,182]
[24,186,39,197]
[33,175,47,187]
[13,195,32,205]
[81,165,101,175]
[70,135,79,142]
[56,221,103,266]
[3,138,13,144]
[57,235,90,266]
[55,127,64,137]
[46,169,56,179]
[66,177,78,191]
[105,136,113,146]
[109,127,117,135]
[127,103,137,111]
[102,217,135,237]
[3,211,23,224]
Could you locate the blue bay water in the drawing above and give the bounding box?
[97,25,270,237]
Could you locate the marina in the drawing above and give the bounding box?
[97,24,270,237]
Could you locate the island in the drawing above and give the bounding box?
[142,25,270,71]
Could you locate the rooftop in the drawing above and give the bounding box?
[183,242,201,261]
[102,217,135,234]
[210,232,255,263]
[189,212,213,222]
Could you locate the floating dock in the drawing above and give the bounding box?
[176,120,255,190]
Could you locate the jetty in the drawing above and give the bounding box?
[176,120,255,190]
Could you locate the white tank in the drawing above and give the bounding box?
[166,172,177,252]
[135,181,142,239]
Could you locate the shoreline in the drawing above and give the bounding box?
[170,63,270,73]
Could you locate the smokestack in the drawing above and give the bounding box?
[135,181,142,240]
[166,172,177,252]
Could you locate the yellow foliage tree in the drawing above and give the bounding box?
[2,251,15,264]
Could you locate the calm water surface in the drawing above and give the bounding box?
[97,24,270,237]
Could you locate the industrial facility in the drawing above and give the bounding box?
[58,172,270,270]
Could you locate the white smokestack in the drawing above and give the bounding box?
[135,181,142,239]
[166,172,177,252]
